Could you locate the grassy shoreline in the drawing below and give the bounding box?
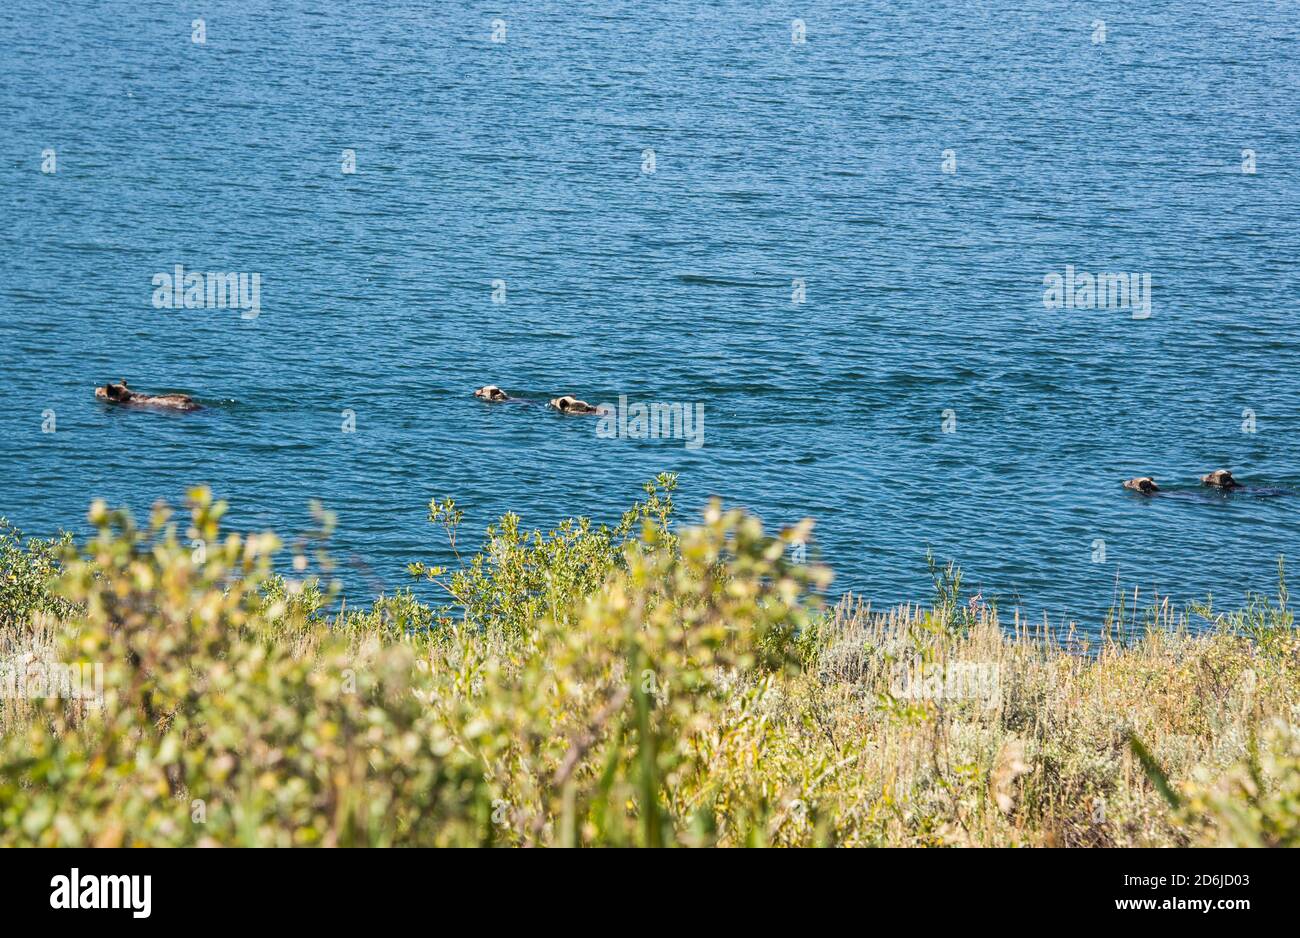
[1,476,1297,846]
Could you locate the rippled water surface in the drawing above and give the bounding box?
[3,1,1298,630]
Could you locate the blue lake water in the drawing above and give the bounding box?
[2,1,1298,631]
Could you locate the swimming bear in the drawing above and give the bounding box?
[1122,476,1159,495]
[549,395,606,415]
[474,385,510,402]
[95,380,201,411]
[1200,469,1241,489]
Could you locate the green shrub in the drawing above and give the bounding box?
[0,520,76,630]
[0,481,829,846]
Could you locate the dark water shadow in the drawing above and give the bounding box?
[1145,486,1293,502]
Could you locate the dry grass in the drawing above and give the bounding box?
[769,595,1295,846]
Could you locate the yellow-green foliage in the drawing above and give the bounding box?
[1,493,486,845]
[0,478,1296,846]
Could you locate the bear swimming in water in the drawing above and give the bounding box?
[548,395,606,415]
[1122,476,1159,495]
[474,385,510,402]
[95,380,200,412]
[1200,469,1241,489]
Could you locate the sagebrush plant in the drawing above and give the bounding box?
[0,476,1296,846]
